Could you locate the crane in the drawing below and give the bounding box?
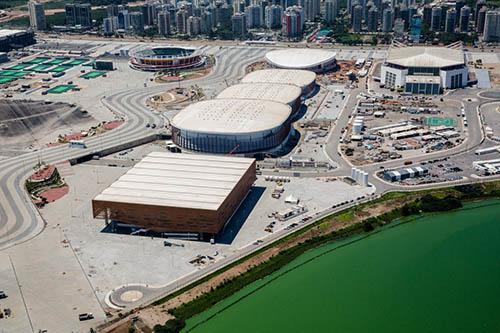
[227,144,240,155]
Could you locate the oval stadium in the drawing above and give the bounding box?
[216,83,302,114]
[171,99,292,154]
[129,46,205,72]
[265,49,336,73]
[241,69,317,95]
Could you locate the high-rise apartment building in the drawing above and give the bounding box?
[28,0,46,31]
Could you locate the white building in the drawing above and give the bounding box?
[325,0,339,24]
[265,4,283,29]
[264,48,336,73]
[381,44,468,94]
[28,0,46,31]
[157,11,171,35]
[187,16,201,36]
[171,99,292,153]
[245,4,262,28]
[103,16,118,35]
[483,10,500,42]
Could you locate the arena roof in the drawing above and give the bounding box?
[172,99,292,134]
[386,47,465,68]
[216,83,302,105]
[93,152,255,211]
[265,49,336,69]
[0,29,28,39]
[131,45,200,58]
[241,69,316,90]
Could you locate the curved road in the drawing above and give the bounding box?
[0,46,268,251]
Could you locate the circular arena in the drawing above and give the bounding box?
[265,49,336,73]
[216,83,302,114]
[242,69,316,95]
[171,99,292,154]
[129,46,205,72]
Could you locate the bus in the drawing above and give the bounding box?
[69,140,86,148]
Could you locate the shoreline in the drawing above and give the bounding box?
[146,182,500,332]
[184,197,500,332]
[104,182,500,332]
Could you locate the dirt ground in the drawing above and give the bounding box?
[0,99,93,150]
[486,63,500,88]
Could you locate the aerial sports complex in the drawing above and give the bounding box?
[129,46,205,71]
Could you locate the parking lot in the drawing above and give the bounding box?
[29,153,374,309]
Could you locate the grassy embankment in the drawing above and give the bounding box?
[149,182,500,332]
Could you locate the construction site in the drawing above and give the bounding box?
[340,94,465,165]
[0,99,92,152]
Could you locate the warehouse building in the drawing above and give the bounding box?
[216,83,302,114]
[381,42,468,94]
[383,166,429,182]
[92,152,256,239]
[171,99,292,154]
[264,49,336,73]
[241,69,316,95]
[0,29,35,52]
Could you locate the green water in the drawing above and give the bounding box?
[185,200,500,333]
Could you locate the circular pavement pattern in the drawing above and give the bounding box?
[478,91,500,100]
[120,290,144,303]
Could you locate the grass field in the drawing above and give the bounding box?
[44,58,70,66]
[49,65,72,73]
[0,77,16,84]
[0,0,26,9]
[65,59,89,66]
[0,70,25,78]
[80,71,106,79]
[30,64,53,72]
[7,63,32,70]
[46,84,77,94]
[26,57,51,64]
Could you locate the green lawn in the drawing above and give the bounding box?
[0,70,25,78]
[64,58,89,66]
[44,58,69,66]
[7,63,32,70]
[0,77,16,84]
[46,84,77,94]
[80,71,106,79]
[49,65,72,73]
[26,57,51,64]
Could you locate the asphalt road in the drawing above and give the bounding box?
[0,46,268,251]
[1,42,499,331]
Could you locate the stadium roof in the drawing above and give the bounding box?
[265,49,336,70]
[171,99,292,134]
[241,69,316,90]
[0,29,27,39]
[93,152,255,211]
[130,45,200,58]
[386,46,465,68]
[216,83,302,105]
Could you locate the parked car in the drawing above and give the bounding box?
[78,313,94,321]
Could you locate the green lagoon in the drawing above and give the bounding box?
[185,199,500,333]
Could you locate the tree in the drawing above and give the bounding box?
[153,318,186,333]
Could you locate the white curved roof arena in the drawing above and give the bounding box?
[241,69,316,90]
[265,49,336,70]
[386,47,465,68]
[216,83,302,105]
[172,99,292,134]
